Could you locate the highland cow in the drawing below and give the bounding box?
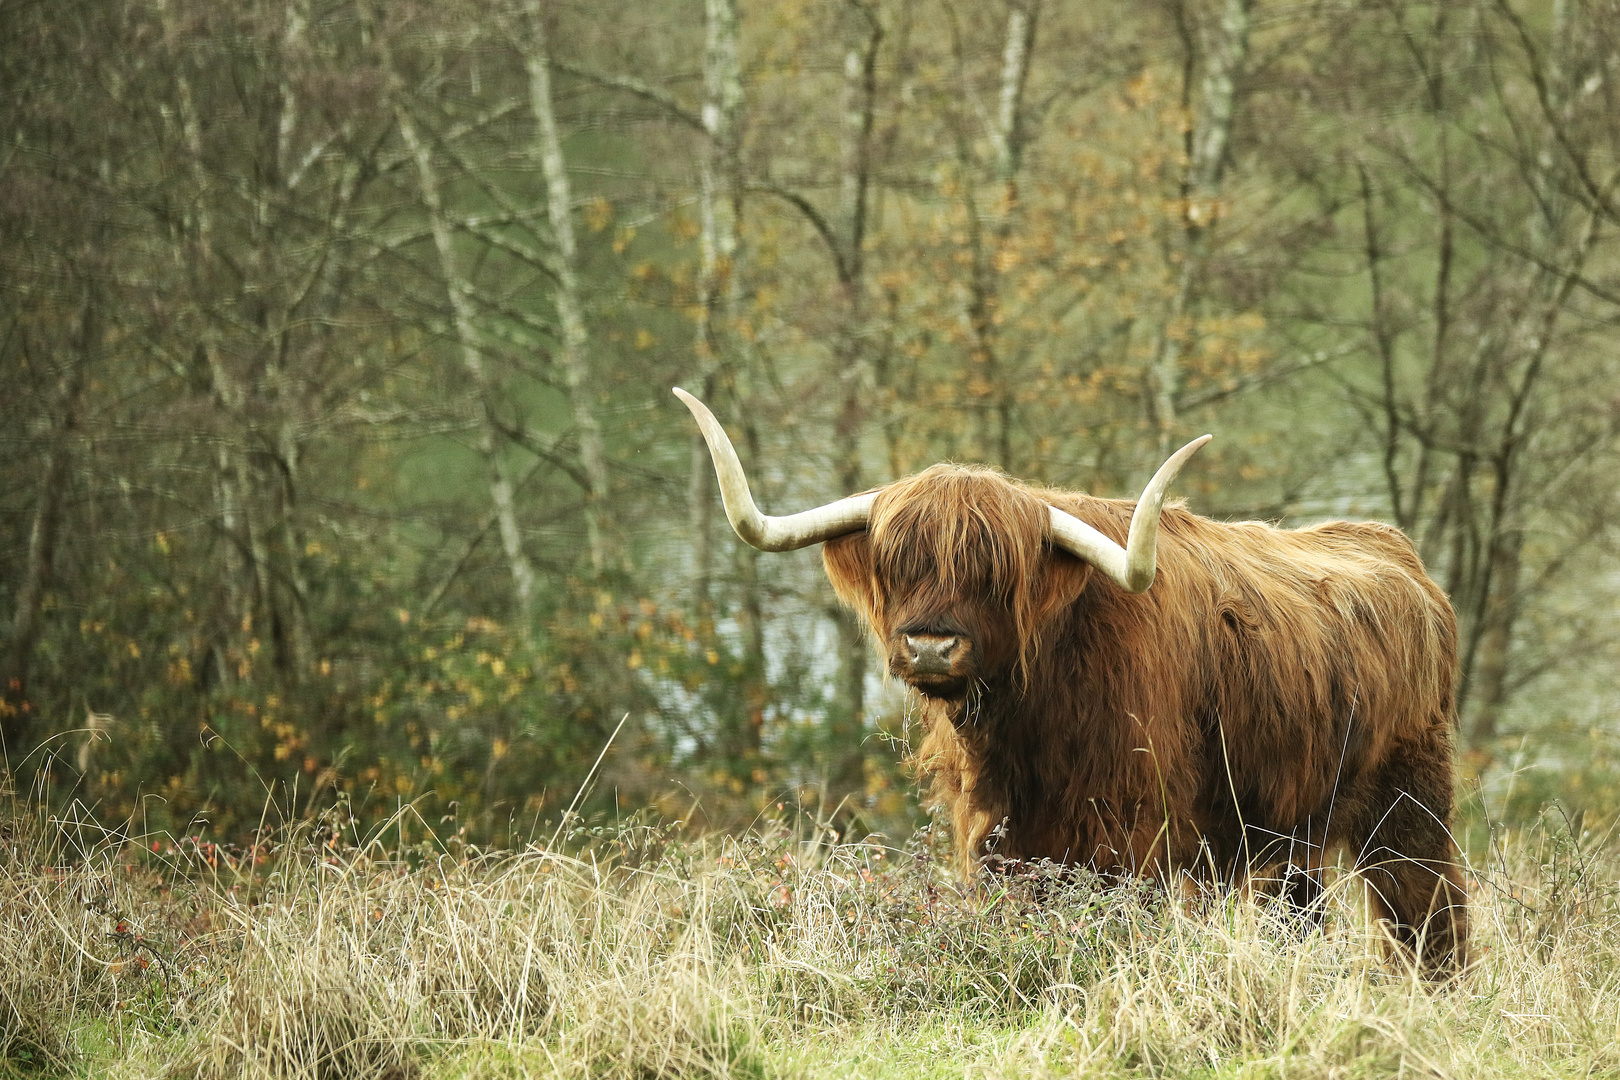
[677,388,1468,974]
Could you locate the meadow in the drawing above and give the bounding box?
[6,789,1619,1080]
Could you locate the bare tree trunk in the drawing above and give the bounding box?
[1458,198,1603,731]
[1468,528,1521,743]
[694,0,766,774]
[209,414,248,684]
[1463,0,1576,745]
[738,543,766,750]
[265,0,314,679]
[236,447,277,666]
[689,0,744,613]
[379,23,540,625]
[164,37,253,680]
[688,393,720,618]
[2,293,90,752]
[1358,164,1417,534]
[829,0,884,802]
[1149,0,1250,453]
[4,442,69,730]
[392,98,539,623]
[521,4,614,575]
[964,0,1038,469]
[724,420,766,769]
[1414,5,1453,541]
[271,421,313,677]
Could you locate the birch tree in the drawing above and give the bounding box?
[1149,0,1252,454]
[519,1,615,576]
[738,0,888,796]
[690,0,770,770]
[379,24,540,625]
[828,0,886,798]
[687,0,744,615]
[956,0,1040,469]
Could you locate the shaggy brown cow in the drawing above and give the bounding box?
[677,388,1468,974]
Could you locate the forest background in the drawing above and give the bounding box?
[4,0,1620,846]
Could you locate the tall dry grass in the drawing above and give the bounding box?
[6,799,1620,1079]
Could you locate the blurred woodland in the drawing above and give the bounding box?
[5,0,1620,842]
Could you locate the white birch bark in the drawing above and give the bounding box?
[991,1,1037,186]
[165,22,251,670]
[381,35,539,623]
[830,0,883,797]
[969,0,1038,466]
[266,0,314,675]
[689,0,743,612]
[519,3,613,574]
[1150,0,1251,453]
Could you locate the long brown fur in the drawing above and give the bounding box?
[822,464,1468,975]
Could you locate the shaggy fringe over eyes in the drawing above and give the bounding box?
[868,465,1053,681]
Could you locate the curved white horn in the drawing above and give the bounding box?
[1048,435,1211,592]
[675,387,876,551]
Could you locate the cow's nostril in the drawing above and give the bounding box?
[904,634,961,676]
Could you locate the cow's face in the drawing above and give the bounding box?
[823,466,1090,700]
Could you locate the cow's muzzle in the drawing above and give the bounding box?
[891,633,974,694]
[905,634,959,675]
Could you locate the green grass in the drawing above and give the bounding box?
[8,801,1620,1079]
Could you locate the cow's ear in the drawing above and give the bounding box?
[1032,548,1091,626]
[822,531,879,625]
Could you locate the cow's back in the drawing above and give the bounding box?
[1024,497,1457,866]
[1155,512,1458,845]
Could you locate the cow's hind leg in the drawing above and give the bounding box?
[1350,755,1469,976]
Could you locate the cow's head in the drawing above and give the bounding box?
[822,465,1087,696]
[674,388,1209,698]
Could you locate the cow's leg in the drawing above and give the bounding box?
[1237,823,1329,928]
[1276,849,1328,924]
[1349,750,1469,976]
[1279,820,1339,926]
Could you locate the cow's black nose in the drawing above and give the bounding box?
[904,634,959,676]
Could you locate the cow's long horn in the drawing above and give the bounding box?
[675,387,876,551]
[1048,435,1212,592]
